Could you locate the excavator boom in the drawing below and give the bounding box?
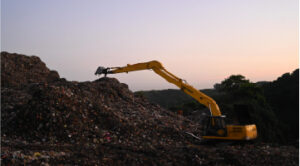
[96,61,221,116]
[95,60,257,140]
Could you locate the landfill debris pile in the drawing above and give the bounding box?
[1,52,298,165]
[1,52,60,88]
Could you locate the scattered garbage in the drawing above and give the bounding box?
[1,52,298,165]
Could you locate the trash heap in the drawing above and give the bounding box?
[1,52,298,166]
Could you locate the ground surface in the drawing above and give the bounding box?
[1,52,298,165]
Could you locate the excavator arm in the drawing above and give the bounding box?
[95,60,257,140]
[96,60,221,116]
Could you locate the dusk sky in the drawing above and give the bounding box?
[2,0,299,91]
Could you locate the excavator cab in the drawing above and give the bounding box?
[203,116,227,137]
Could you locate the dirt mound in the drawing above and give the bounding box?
[1,52,60,88]
[1,52,298,166]
[2,77,196,145]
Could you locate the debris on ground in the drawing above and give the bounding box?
[1,52,298,165]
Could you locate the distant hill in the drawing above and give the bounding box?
[135,89,222,109]
[135,89,192,109]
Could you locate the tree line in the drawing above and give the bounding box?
[136,69,299,144]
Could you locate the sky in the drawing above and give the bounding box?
[1,0,299,91]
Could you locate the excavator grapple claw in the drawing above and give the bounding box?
[95,66,109,76]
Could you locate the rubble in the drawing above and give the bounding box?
[1,52,60,88]
[1,52,299,165]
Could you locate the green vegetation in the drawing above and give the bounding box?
[262,69,299,143]
[135,69,299,144]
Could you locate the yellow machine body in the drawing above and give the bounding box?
[203,124,257,140]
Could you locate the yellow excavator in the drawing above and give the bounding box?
[95,60,257,140]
